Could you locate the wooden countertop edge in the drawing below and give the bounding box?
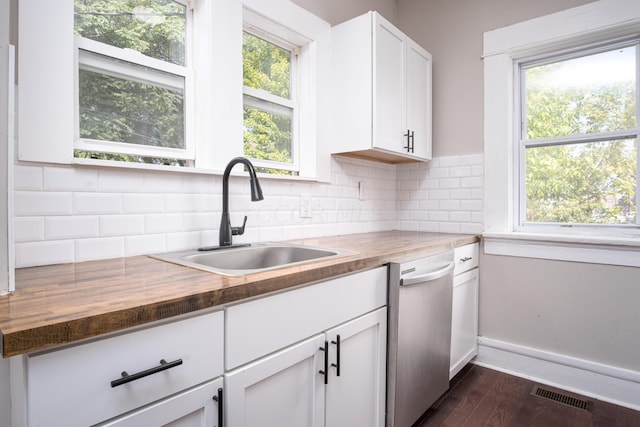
[1,233,480,358]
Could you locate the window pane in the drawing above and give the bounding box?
[525,46,636,139]
[74,0,186,66]
[79,65,185,149]
[243,32,291,99]
[525,139,637,224]
[243,97,293,167]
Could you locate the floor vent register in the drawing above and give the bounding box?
[531,385,593,412]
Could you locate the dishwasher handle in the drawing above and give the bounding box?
[400,262,454,287]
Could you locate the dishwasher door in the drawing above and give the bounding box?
[387,251,454,427]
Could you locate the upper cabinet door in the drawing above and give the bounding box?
[330,11,433,164]
[373,15,405,154]
[406,39,432,160]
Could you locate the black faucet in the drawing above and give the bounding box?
[219,157,264,246]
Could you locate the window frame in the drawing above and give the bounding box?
[73,31,195,162]
[514,39,640,234]
[483,0,640,266]
[242,21,301,174]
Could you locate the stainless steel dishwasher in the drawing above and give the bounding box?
[386,250,455,427]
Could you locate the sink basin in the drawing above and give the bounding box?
[150,242,352,276]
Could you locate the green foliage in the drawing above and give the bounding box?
[525,65,637,224]
[79,69,184,149]
[243,32,291,98]
[74,0,186,65]
[74,0,186,161]
[242,32,294,173]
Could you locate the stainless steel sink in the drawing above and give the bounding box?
[150,242,352,276]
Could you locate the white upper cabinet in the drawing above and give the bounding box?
[331,11,432,163]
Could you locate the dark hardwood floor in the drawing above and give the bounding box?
[415,365,640,427]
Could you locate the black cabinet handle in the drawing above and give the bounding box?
[404,130,415,153]
[212,387,223,427]
[318,341,329,384]
[460,256,473,262]
[110,358,183,388]
[331,335,341,377]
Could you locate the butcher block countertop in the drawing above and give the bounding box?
[0,231,479,358]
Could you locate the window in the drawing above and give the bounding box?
[518,41,639,230]
[73,0,192,165]
[242,19,301,175]
[483,0,640,266]
[18,0,330,179]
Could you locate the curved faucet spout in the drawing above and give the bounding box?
[219,157,264,246]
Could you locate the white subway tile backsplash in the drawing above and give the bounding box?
[16,240,75,267]
[12,154,484,268]
[396,153,484,236]
[14,165,43,190]
[166,231,202,252]
[98,170,144,193]
[100,215,145,236]
[14,218,45,242]
[145,213,184,233]
[75,237,124,262]
[183,212,217,231]
[45,216,99,240]
[44,167,98,191]
[125,234,166,256]
[73,193,122,215]
[15,192,73,216]
[122,194,165,213]
[143,173,184,193]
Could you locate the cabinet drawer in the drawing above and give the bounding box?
[454,243,479,275]
[225,266,387,370]
[27,310,223,427]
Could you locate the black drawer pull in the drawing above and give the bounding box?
[212,387,223,427]
[460,256,473,262]
[111,358,183,388]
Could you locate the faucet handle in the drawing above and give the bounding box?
[231,216,248,236]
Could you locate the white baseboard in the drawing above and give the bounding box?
[475,337,640,411]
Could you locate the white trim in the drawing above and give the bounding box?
[483,232,640,267]
[483,0,640,59]
[1,43,14,295]
[475,337,640,411]
[484,0,640,238]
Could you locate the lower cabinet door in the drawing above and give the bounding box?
[324,308,387,427]
[450,268,479,379]
[224,334,326,427]
[99,378,223,427]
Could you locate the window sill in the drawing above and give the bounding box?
[71,157,323,182]
[483,231,640,267]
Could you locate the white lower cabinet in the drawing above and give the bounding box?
[24,311,224,427]
[17,267,388,427]
[225,308,387,427]
[224,267,388,427]
[450,243,479,379]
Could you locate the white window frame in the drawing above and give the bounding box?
[242,14,301,174]
[515,39,640,234]
[74,32,195,161]
[18,0,331,181]
[483,0,640,266]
